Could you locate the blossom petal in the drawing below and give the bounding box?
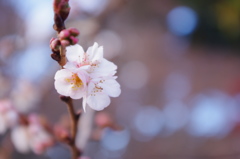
[54,69,73,96]
[86,42,103,62]
[87,93,110,111]
[90,59,117,78]
[100,79,121,97]
[92,46,103,62]
[64,62,78,71]
[54,69,72,80]
[69,88,85,99]
[66,44,84,63]
[54,78,72,97]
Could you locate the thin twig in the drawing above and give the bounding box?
[60,96,81,159]
[66,99,80,159]
[59,45,66,68]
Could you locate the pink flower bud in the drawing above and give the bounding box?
[58,28,80,46]
[53,0,70,21]
[50,38,61,51]
[59,30,70,39]
[61,40,70,47]
[69,36,78,45]
[69,27,80,36]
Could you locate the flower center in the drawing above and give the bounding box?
[65,74,83,90]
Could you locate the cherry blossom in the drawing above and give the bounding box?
[0,99,18,134]
[54,42,121,111]
[11,114,54,154]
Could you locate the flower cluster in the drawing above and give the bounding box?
[0,99,54,154]
[11,114,54,154]
[54,43,121,111]
[59,28,80,46]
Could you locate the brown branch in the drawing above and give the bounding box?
[60,96,81,159]
[59,45,67,68]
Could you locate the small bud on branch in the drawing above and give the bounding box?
[59,28,80,46]
[50,38,61,52]
[53,0,70,21]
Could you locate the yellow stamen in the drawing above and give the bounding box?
[65,73,83,90]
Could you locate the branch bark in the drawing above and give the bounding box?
[60,96,81,159]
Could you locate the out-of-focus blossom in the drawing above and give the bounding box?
[54,43,121,111]
[11,126,30,153]
[0,99,18,134]
[11,115,54,154]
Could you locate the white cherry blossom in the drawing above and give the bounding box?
[11,115,54,154]
[54,42,121,111]
[0,99,18,134]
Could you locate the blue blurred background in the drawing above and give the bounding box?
[1,0,240,159]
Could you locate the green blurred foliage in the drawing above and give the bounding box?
[182,0,240,48]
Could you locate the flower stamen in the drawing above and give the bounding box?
[65,74,83,90]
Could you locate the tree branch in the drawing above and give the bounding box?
[60,96,81,159]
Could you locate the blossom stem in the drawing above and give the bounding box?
[60,96,81,159]
[59,45,67,67]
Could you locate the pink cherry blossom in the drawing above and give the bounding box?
[54,42,121,111]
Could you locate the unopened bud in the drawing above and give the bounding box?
[58,28,80,46]
[69,36,78,45]
[69,27,80,36]
[59,30,70,39]
[60,40,70,47]
[50,38,61,52]
[53,0,70,21]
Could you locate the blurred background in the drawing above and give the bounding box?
[1,0,240,159]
